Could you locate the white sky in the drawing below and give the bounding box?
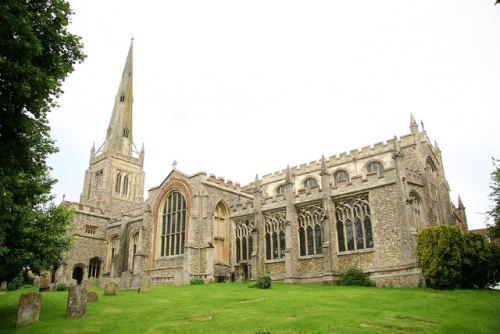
[48,1,500,230]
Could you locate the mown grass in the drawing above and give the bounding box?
[1,283,499,333]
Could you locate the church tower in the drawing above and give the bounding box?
[80,40,145,210]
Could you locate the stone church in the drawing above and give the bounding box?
[57,41,467,288]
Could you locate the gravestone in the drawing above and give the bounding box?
[174,272,183,286]
[130,274,142,290]
[39,273,50,292]
[68,278,77,288]
[87,291,99,302]
[16,293,42,327]
[104,282,118,296]
[82,280,93,292]
[138,276,151,293]
[66,285,87,319]
[0,281,7,290]
[119,272,132,290]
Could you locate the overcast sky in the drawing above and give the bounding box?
[48,1,500,230]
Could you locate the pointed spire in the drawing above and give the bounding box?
[102,39,134,156]
[457,195,464,209]
[410,113,419,134]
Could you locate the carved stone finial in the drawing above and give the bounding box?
[392,136,404,159]
[285,165,293,184]
[410,114,419,134]
[172,160,177,169]
[320,155,329,176]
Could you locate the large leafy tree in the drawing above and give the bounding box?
[0,1,85,282]
[487,158,500,238]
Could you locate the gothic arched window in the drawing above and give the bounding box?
[115,173,122,194]
[297,204,324,256]
[303,177,319,190]
[335,195,374,252]
[122,175,129,196]
[106,236,118,272]
[367,161,383,175]
[213,202,229,264]
[88,257,102,278]
[235,220,253,263]
[264,212,286,260]
[128,232,139,270]
[335,170,350,183]
[159,191,187,257]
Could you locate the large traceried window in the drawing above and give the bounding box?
[213,202,229,264]
[264,212,286,261]
[298,204,324,257]
[160,191,186,257]
[235,219,254,263]
[335,195,374,252]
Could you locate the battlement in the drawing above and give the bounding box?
[63,200,107,216]
[206,173,242,190]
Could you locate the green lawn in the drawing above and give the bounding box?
[1,283,499,333]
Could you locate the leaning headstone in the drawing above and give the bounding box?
[39,273,50,292]
[138,276,151,293]
[66,285,87,319]
[16,293,42,327]
[0,281,7,290]
[130,274,142,290]
[87,291,99,302]
[104,282,118,296]
[119,272,132,290]
[82,280,93,292]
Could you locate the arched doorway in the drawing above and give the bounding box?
[72,266,84,284]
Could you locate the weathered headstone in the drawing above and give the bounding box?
[39,273,50,292]
[82,280,93,292]
[174,272,183,286]
[16,293,42,327]
[119,272,132,290]
[66,285,87,319]
[87,291,99,302]
[138,276,151,293]
[0,281,7,290]
[129,274,142,290]
[104,282,118,296]
[68,278,77,288]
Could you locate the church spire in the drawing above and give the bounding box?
[102,39,134,156]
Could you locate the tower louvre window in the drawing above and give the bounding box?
[123,127,129,138]
[120,95,125,102]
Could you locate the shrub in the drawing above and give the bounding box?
[6,282,18,291]
[417,225,464,290]
[337,268,375,287]
[190,278,205,285]
[253,276,272,289]
[461,232,493,288]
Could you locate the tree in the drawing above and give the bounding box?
[461,232,493,289]
[487,158,500,239]
[0,1,85,282]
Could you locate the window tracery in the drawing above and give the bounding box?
[335,195,374,252]
[235,219,254,263]
[297,204,324,256]
[264,212,286,260]
[159,191,186,257]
